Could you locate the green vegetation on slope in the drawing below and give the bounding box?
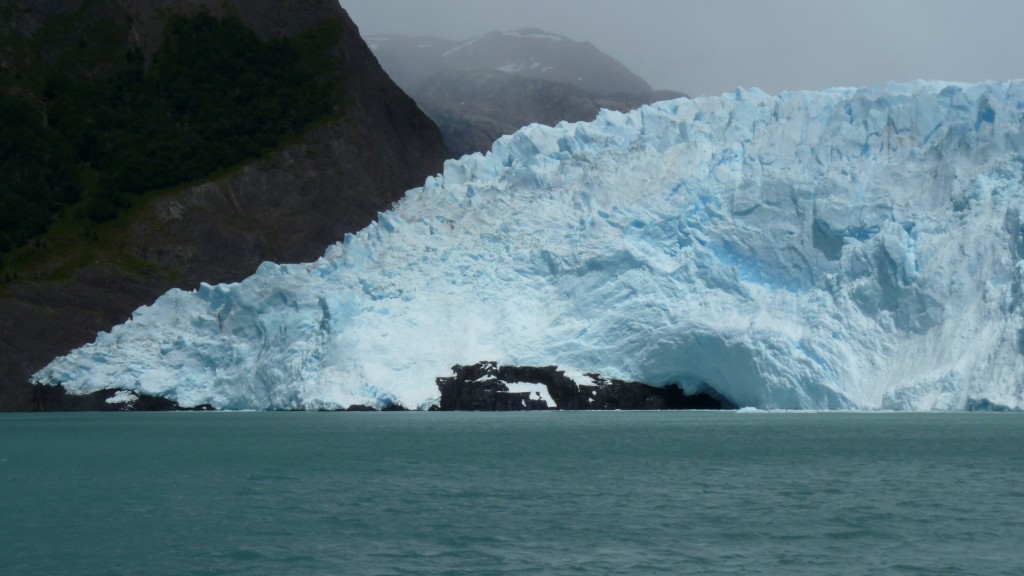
[0,94,82,253]
[0,8,343,255]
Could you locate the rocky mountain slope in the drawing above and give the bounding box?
[367,30,684,156]
[0,0,449,410]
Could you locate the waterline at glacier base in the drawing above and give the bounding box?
[34,80,1024,411]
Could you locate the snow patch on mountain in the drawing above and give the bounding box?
[502,29,565,42]
[34,80,1024,411]
[442,37,479,58]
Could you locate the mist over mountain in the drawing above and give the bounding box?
[369,29,656,95]
[367,29,684,156]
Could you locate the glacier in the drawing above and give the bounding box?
[33,80,1024,411]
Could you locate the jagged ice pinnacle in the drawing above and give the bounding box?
[34,80,1024,410]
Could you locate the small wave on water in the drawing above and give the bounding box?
[1,411,1022,575]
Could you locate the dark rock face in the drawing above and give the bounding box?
[0,0,449,410]
[339,403,410,412]
[436,361,736,411]
[27,384,213,411]
[437,362,552,411]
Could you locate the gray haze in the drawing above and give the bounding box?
[341,0,1024,96]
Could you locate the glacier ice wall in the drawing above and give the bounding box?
[34,80,1024,410]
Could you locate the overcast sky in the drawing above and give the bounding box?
[341,0,1024,96]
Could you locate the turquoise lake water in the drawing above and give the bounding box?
[1,411,1022,575]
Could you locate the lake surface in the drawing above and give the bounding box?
[1,411,1022,575]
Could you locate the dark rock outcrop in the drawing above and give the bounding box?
[436,361,736,411]
[340,403,409,412]
[436,362,551,411]
[27,384,213,411]
[0,0,449,410]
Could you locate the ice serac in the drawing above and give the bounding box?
[34,80,1024,410]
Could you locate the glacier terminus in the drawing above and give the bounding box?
[34,80,1024,410]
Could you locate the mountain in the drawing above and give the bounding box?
[368,29,655,96]
[367,30,684,156]
[0,0,448,410]
[34,80,1024,411]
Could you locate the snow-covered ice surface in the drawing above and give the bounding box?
[34,81,1024,411]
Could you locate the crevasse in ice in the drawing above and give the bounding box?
[34,81,1024,410]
